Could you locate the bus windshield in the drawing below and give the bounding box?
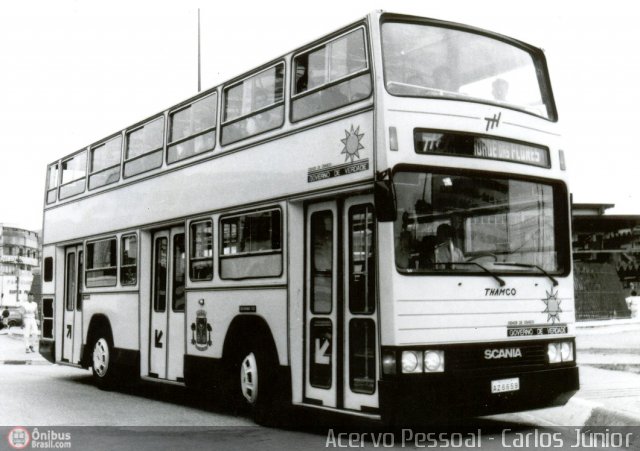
[381,21,554,120]
[393,170,568,274]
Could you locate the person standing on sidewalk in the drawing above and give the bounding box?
[21,292,38,353]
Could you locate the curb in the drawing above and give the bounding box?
[586,403,640,427]
[0,360,50,365]
[520,396,640,427]
[576,317,640,331]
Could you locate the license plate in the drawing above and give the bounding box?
[491,377,520,394]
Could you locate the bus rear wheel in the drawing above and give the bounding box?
[240,351,260,405]
[91,334,116,389]
[231,342,282,425]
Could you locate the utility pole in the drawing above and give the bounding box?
[197,8,201,93]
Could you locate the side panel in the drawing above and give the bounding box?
[185,289,288,365]
[43,112,375,245]
[83,293,139,350]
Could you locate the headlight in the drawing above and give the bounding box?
[424,350,445,372]
[548,341,574,363]
[560,342,574,362]
[401,351,422,373]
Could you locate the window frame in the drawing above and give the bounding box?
[348,203,376,315]
[310,209,333,315]
[46,162,60,205]
[290,25,372,122]
[218,207,283,280]
[123,116,165,179]
[378,14,558,122]
[120,233,138,287]
[172,232,186,312]
[167,91,218,165]
[58,150,88,200]
[221,61,286,145]
[85,236,118,288]
[88,133,123,190]
[391,164,572,277]
[153,236,168,312]
[189,218,214,282]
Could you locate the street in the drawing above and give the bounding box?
[1,326,634,450]
[0,364,615,451]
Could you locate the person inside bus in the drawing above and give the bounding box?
[492,78,509,101]
[418,235,437,268]
[434,223,464,264]
[395,230,414,269]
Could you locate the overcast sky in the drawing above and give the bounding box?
[1,0,638,231]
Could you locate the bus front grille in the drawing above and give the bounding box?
[446,342,548,373]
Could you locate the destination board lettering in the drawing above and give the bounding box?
[308,159,369,183]
[507,324,568,337]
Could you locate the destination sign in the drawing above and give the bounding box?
[307,159,369,183]
[414,130,550,168]
[507,324,568,337]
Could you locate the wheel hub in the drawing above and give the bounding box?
[240,352,258,404]
[93,338,110,378]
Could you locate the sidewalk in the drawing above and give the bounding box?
[0,327,47,365]
[515,318,640,426]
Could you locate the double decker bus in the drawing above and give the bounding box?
[39,11,578,424]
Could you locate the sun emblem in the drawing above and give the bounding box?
[542,290,562,324]
[340,125,365,162]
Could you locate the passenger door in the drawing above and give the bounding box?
[149,227,186,381]
[62,244,83,365]
[303,196,378,412]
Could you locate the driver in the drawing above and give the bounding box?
[434,223,464,264]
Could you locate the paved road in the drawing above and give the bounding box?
[1,329,632,449]
[0,364,251,427]
[0,363,614,451]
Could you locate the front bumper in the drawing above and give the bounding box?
[379,365,579,421]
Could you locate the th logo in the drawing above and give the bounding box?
[484,112,501,131]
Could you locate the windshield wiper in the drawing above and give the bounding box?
[494,262,558,287]
[447,262,506,287]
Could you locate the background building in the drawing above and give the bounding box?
[572,203,640,320]
[0,224,40,308]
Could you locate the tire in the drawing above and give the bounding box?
[230,340,285,426]
[91,332,116,390]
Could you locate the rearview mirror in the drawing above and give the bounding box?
[374,178,397,222]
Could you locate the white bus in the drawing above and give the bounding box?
[39,11,578,424]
